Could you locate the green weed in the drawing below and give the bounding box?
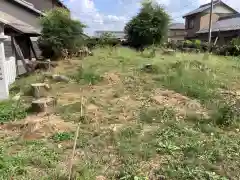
[0,100,27,122]
[73,67,103,85]
[0,140,60,179]
[52,132,73,142]
[213,102,240,126]
[154,61,220,102]
[139,107,175,123]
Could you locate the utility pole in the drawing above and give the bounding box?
[208,0,214,44]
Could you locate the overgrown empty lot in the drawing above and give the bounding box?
[1,47,240,180]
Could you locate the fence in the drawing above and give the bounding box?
[4,57,16,85]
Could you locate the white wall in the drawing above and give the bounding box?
[5,57,16,85]
[0,24,10,100]
[206,4,234,14]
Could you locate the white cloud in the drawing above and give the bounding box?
[66,0,129,35]
[66,0,240,35]
[156,0,170,6]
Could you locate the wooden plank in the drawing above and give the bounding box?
[28,37,38,60]
[214,36,219,46]
[12,37,31,73]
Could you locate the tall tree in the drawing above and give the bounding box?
[124,0,170,49]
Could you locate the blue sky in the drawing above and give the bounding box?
[64,0,240,35]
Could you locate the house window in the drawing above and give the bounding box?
[188,19,194,29]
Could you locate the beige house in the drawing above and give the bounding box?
[183,0,238,42]
[168,23,185,42]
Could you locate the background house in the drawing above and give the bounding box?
[168,23,185,42]
[0,0,67,75]
[197,14,240,45]
[183,0,238,40]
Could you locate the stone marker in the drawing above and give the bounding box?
[31,83,50,98]
[31,97,57,113]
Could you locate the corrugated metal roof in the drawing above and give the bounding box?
[169,23,185,30]
[197,14,240,33]
[0,10,40,35]
[183,0,238,17]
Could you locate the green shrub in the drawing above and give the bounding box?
[72,67,103,85]
[86,38,98,49]
[231,37,240,46]
[0,100,27,123]
[125,1,170,49]
[39,8,86,60]
[193,39,201,49]
[214,102,240,126]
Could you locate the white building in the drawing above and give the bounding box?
[95,31,126,39]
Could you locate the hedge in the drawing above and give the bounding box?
[165,40,240,56]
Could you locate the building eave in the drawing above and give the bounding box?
[183,1,238,18]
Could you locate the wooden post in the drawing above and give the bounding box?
[12,37,31,73]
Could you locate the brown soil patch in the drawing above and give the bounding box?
[87,104,99,111]
[152,89,208,118]
[1,114,76,140]
[96,176,107,180]
[103,72,121,84]
[58,92,82,105]
[109,95,141,122]
[85,103,106,123]
[53,60,81,74]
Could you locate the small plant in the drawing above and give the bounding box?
[214,102,239,126]
[52,132,73,142]
[231,37,240,46]
[141,47,156,58]
[141,64,159,74]
[139,107,175,124]
[0,100,27,123]
[73,67,103,85]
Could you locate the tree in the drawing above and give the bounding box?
[38,8,86,59]
[124,0,170,49]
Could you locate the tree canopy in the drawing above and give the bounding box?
[38,8,86,59]
[124,0,170,49]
